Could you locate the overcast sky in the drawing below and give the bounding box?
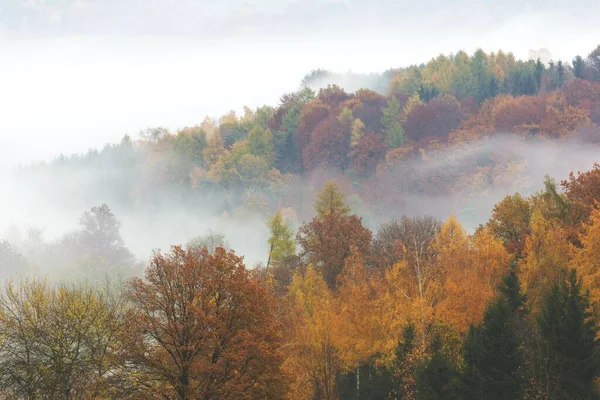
[0,0,599,166]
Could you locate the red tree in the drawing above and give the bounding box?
[125,246,287,400]
[404,95,465,141]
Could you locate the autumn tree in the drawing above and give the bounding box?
[521,209,569,312]
[297,181,371,287]
[404,95,465,142]
[0,280,127,399]
[284,266,340,400]
[486,193,531,257]
[125,246,286,400]
[335,247,388,397]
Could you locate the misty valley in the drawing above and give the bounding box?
[2,37,600,399]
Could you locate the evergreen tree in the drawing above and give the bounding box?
[536,269,600,399]
[415,334,462,400]
[275,107,299,172]
[573,55,586,79]
[535,58,544,89]
[462,261,525,400]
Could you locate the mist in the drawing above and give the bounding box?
[1,131,599,281]
[2,0,600,281]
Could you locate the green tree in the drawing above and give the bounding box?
[462,262,525,400]
[266,210,296,270]
[381,96,405,148]
[276,107,300,172]
[535,269,600,399]
[573,55,586,79]
[416,334,462,400]
[247,125,275,164]
[314,180,351,216]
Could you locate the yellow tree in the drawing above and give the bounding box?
[521,209,569,312]
[335,247,387,393]
[571,207,600,325]
[435,216,510,334]
[284,267,340,400]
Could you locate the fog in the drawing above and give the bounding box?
[1,132,599,277]
[1,2,600,166]
[1,0,600,278]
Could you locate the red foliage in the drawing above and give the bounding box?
[297,213,373,288]
[562,163,600,226]
[404,95,465,141]
[302,115,349,171]
[126,246,287,399]
[317,85,351,111]
[296,99,331,168]
[491,95,546,133]
[352,89,388,133]
[350,132,387,176]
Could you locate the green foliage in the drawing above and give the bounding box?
[535,269,600,399]
[247,125,275,165]
[462,261,526,400]
[267,210,296,268]
[416,334,462,400]
[314,180,351,216]
[381,96,405,148]
[463,294,524,399]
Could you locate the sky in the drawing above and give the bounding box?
[0,0,599,166]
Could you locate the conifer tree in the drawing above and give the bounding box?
[536,269,600,399]
[266,210,296,270]
[462,261,525,400]
[314,180,351,216]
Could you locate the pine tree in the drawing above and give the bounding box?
[536,269,600,399]
[462,261,525,400]
[573,55,586,79]
[415,334,462,400]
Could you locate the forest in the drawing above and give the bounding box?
[2,44,600,398]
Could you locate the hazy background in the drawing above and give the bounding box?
[1,0,600,272]
[1,0,600,166]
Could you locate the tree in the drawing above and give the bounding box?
[314,180,351,216]
[486,193,531,257]
[521,209,569,312]
[535,269,600,399]
[0,280,127,399]
[381,96,405,148]
[404,95,465,142]
[462,265,525,400]
[297,212,372,289]
[125,246,286,400]
[0,240,29,278]
[186,231,229,253]
[415,334,462,400]
[266,210,296,270]
[247,125,275,165]
[284,266,340,400]
[335,247,388,397]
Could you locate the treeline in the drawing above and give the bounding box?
[3,164,600,398]
[19,44,600,226]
